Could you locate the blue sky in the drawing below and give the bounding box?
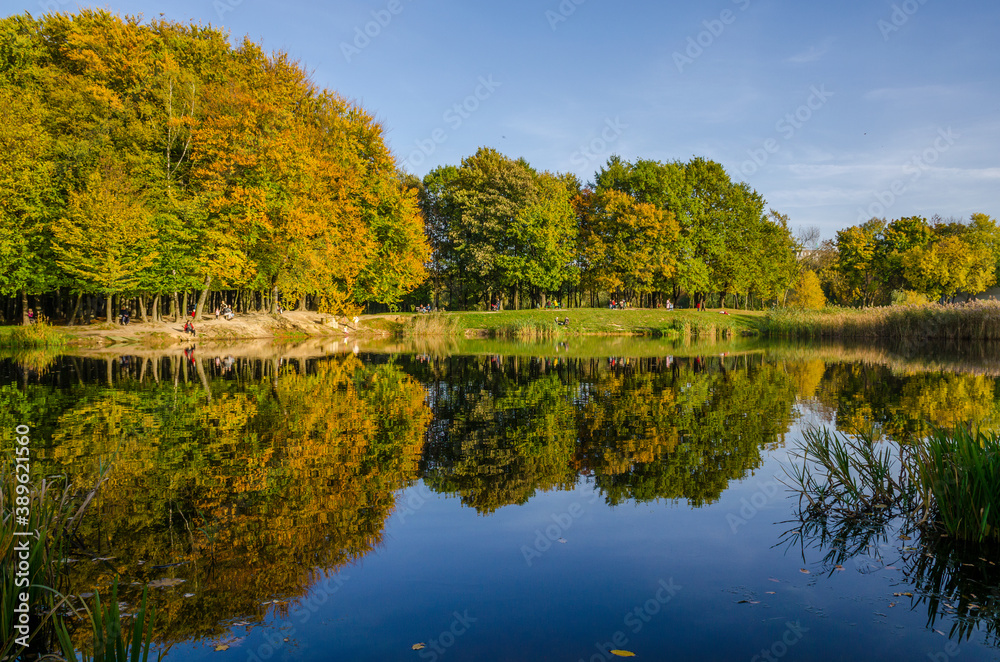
[5,0,998,239]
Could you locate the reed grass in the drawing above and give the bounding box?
[1,459,159,659]
[54,580,159,662]
[765,300,1000,341]
[0,320,69,349]
[786,425,1000,543]
[404,312,462,337]
[493,320,562,339]
[1,469,76,658]
[785,427,915,516]
[915,427,1000,542]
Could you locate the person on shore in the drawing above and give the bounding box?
[27,308,35,323]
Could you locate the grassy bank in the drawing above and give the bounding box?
[764,300,1000,340]
[371,308,763,340]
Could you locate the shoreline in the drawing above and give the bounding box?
[2,308,762,349]
[11,301,1000,350]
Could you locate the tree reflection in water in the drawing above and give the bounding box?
[4,345,1000,651]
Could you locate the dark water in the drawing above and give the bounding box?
[3,341,999,661]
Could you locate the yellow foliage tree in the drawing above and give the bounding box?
[787,270,826,309]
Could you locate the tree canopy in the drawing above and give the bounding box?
[0,10,428,319]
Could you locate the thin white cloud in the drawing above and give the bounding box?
[863,85,964,101]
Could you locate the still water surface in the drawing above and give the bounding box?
[4,339,1000,661]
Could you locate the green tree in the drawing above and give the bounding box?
[836,219,885,306]
[902,236,995,302]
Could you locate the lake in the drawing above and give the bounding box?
[3,338,999,661]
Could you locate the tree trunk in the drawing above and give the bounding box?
[20,289,28,325]
[171,292,179,322]
[181,291,188,322]
[106,293,114,324]
[195,354,212,403]
[270,275,279,314]
[194,274,212,320]
[139,296,148,323]
[152,294,161,323]
[68,293,82,326]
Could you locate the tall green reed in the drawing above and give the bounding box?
[786,425,1000,543]
[2,459,159,660]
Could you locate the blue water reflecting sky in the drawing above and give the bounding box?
[165,420,992,661]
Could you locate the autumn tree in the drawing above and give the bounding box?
[51,163,159,321]
[0,11,428,323]
[787,271,826,309]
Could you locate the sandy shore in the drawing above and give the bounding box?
[60,311,376,347]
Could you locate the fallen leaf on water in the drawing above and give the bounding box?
[898,535,911,540]
[147,578,185,589]
[834,565,844,571]
[903,592,913,597]
[888,602,897,608]
[609,651,635,658]
[800,569,810,574]
[214,645,229,652]
[412,644,425,650]
[934,629,946,636]
[558,538,567,544]
[749,601,760,604]
[768,578,780,583]
[765,591,776,595]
